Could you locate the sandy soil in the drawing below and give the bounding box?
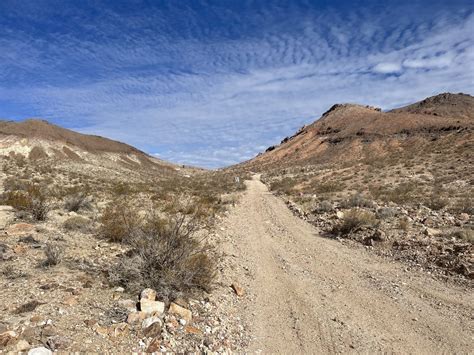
[219,175,473,353]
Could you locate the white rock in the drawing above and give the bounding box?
[142,316,162,329]
[140,288,157,301]
[28,347,52,355]
[140,299,165,315]
[114,287,125,293]
[336,211,344,219]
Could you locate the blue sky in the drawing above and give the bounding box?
[0,0,473,168]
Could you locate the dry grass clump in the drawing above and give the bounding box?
[270,177,297,195]
[341,193,375,208]
[99,201,142,243]
[64,193,92,212]
[108,208,217,301]
[424,193,449,211]
[1,184,51,221]
[315,200,333,213]
[446,228,474,244]
[43,243,64,266]
[331,209,377,236]
[63,216,93,233]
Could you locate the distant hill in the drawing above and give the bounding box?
[0,118,178,173]
[238,92,474,170]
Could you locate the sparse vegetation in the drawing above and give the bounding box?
[1,184,51,221]
[99,201,142,243]
[63,216,93,233]
[64,193,92,212]
[43,243,64,266]
[108,208,217,301]
[331,209,377,236]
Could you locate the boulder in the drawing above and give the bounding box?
[140,299,165,316]
[168,303,192,323]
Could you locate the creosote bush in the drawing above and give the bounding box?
[1,184,51,221]
[99,201,141,243]
[64,193,92,212]
[331,209,377,236]
[107,205,217,301]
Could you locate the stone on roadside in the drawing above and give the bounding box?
[140,288,157,301]
[28,347,52,355]
[142,316,162,330]
[0,330,17,347]
[127,311,147,324]
[146,338,161,353]
[140,299,165,316]
[15,339,30,351]
[143,321,162,338]
[424,227,441,237]
[118,299,137,313]
[231,282,245,297]
[168,302,192,323]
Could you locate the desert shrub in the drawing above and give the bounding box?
[111,182,133,196]
[450,196,473,214]
[398,217,410,231]
[3,177,30,192]
[377,207,398,219]
[331,209,377,236]
[1,184,51,221]
[43,243,64,266]
[341,193,375,209]
[370,181,419,205]
[99,201,141,243]
[108,211,216,301]
[270,178,297,195]
[424,194,449,211]
[63,216,93,233]
[310,180,344,194]
[446,228,474,244]
[64,193,92,212]
[315,200,333,213]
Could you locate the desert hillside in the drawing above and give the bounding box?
[233,92,473,283]
[243,92,473,169]
[0,93,472,354]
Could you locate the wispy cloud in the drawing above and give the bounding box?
[0,1,473,168]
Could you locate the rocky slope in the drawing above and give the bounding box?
[235,92,473,282]
[242,92,473,169]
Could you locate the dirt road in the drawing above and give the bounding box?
[220,175,473,353]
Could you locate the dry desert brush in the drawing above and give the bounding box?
[1,183,51,221]
[108,207,217,301]
[331,209,377,237]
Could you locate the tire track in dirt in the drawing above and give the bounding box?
[220,175,473,353]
